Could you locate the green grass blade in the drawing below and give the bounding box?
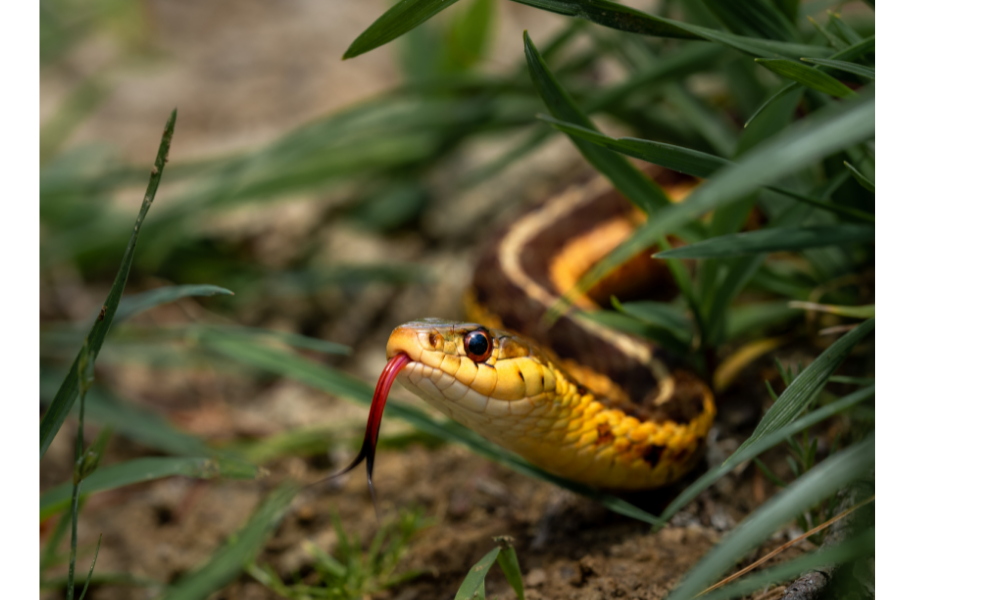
[514,0,830,59]
[663,255,706,340]
[114,284,234,323]
[203,338,378,407]
[343,0,463,59]
[800,57,874,80]
[755,59,856,98]
[824,34,875,63]
[538,115,729,178]
[698,529,875,600]
[78,534,102,600]
[546,92,875,320]
[67,345,96,600]
[788,302,875,318]
[40,374,219,457]
[725,301,800,340]
[459,43,725,188]
[807,15,848,51]
[40,572,160,590]
[587,44,726,110]
[735,319,874,452]
[524,31,668,214]
[582,310,692,356]
[737,80,804,155]
[195,325,352,356]
[827,13,865,46]
[79,387,218,456]
[844,160,875,191]
[42,509,75,570]
[744,35,873,128]
[41,457,263,520]
[766,184,874,223]
[40,109,177,460]
[454,547,500,600]
[653,225,874,259]
[743,82,797,129]
[160,483,298,600]
[665,435,875,600]
[539,116,865,223]
[230,428,343,464]
[656,385,873,526]
[454,0,496,69]
[612,299,693,339]
[495,538,526,600]
[774,0,799,22]
[703,255,766,346]
[700,0,801,42]
[665,83,738,157]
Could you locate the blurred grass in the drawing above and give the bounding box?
[41,0,875,597]
[41,456,264,520]
[40,110,177,460]
[160,484,299,600]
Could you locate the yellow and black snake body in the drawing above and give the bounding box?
[352,171,715,492]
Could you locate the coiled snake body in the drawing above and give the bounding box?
[344,172,715,493]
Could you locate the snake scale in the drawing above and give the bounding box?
[340,170,716,495]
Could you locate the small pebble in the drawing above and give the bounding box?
[525,568,547,587]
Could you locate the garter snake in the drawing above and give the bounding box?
[341,171,715,493]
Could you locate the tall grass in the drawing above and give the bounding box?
[341,0,875,596]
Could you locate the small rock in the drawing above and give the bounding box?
[525,568,547,588]
[710,508,735,531]
[685,524,720,544]
[475,477,509,499]
[658,526,685,545]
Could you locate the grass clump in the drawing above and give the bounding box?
[247,507,432,599]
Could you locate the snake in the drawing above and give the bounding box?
[339,171,716,496]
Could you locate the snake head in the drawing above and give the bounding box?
[384,319,573,454]
[387,317,561,402]
[332,319,551,506]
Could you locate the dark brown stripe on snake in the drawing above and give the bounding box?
[468,169,706,425]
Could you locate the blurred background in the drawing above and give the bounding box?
[40,0,874,598]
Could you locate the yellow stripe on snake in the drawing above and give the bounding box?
[340,170,715,494]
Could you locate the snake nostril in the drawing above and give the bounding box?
[428,332,439,347]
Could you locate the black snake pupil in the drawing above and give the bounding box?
[466,332,489,358]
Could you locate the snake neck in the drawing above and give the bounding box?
[466,171,709,426]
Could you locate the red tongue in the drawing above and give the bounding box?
[333,353,411,507]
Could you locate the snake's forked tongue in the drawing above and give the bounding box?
[333,352,411,508]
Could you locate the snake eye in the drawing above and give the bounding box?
[463,329,492,362]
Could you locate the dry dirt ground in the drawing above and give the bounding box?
[40,2,840,598]
[43,370,817,600]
